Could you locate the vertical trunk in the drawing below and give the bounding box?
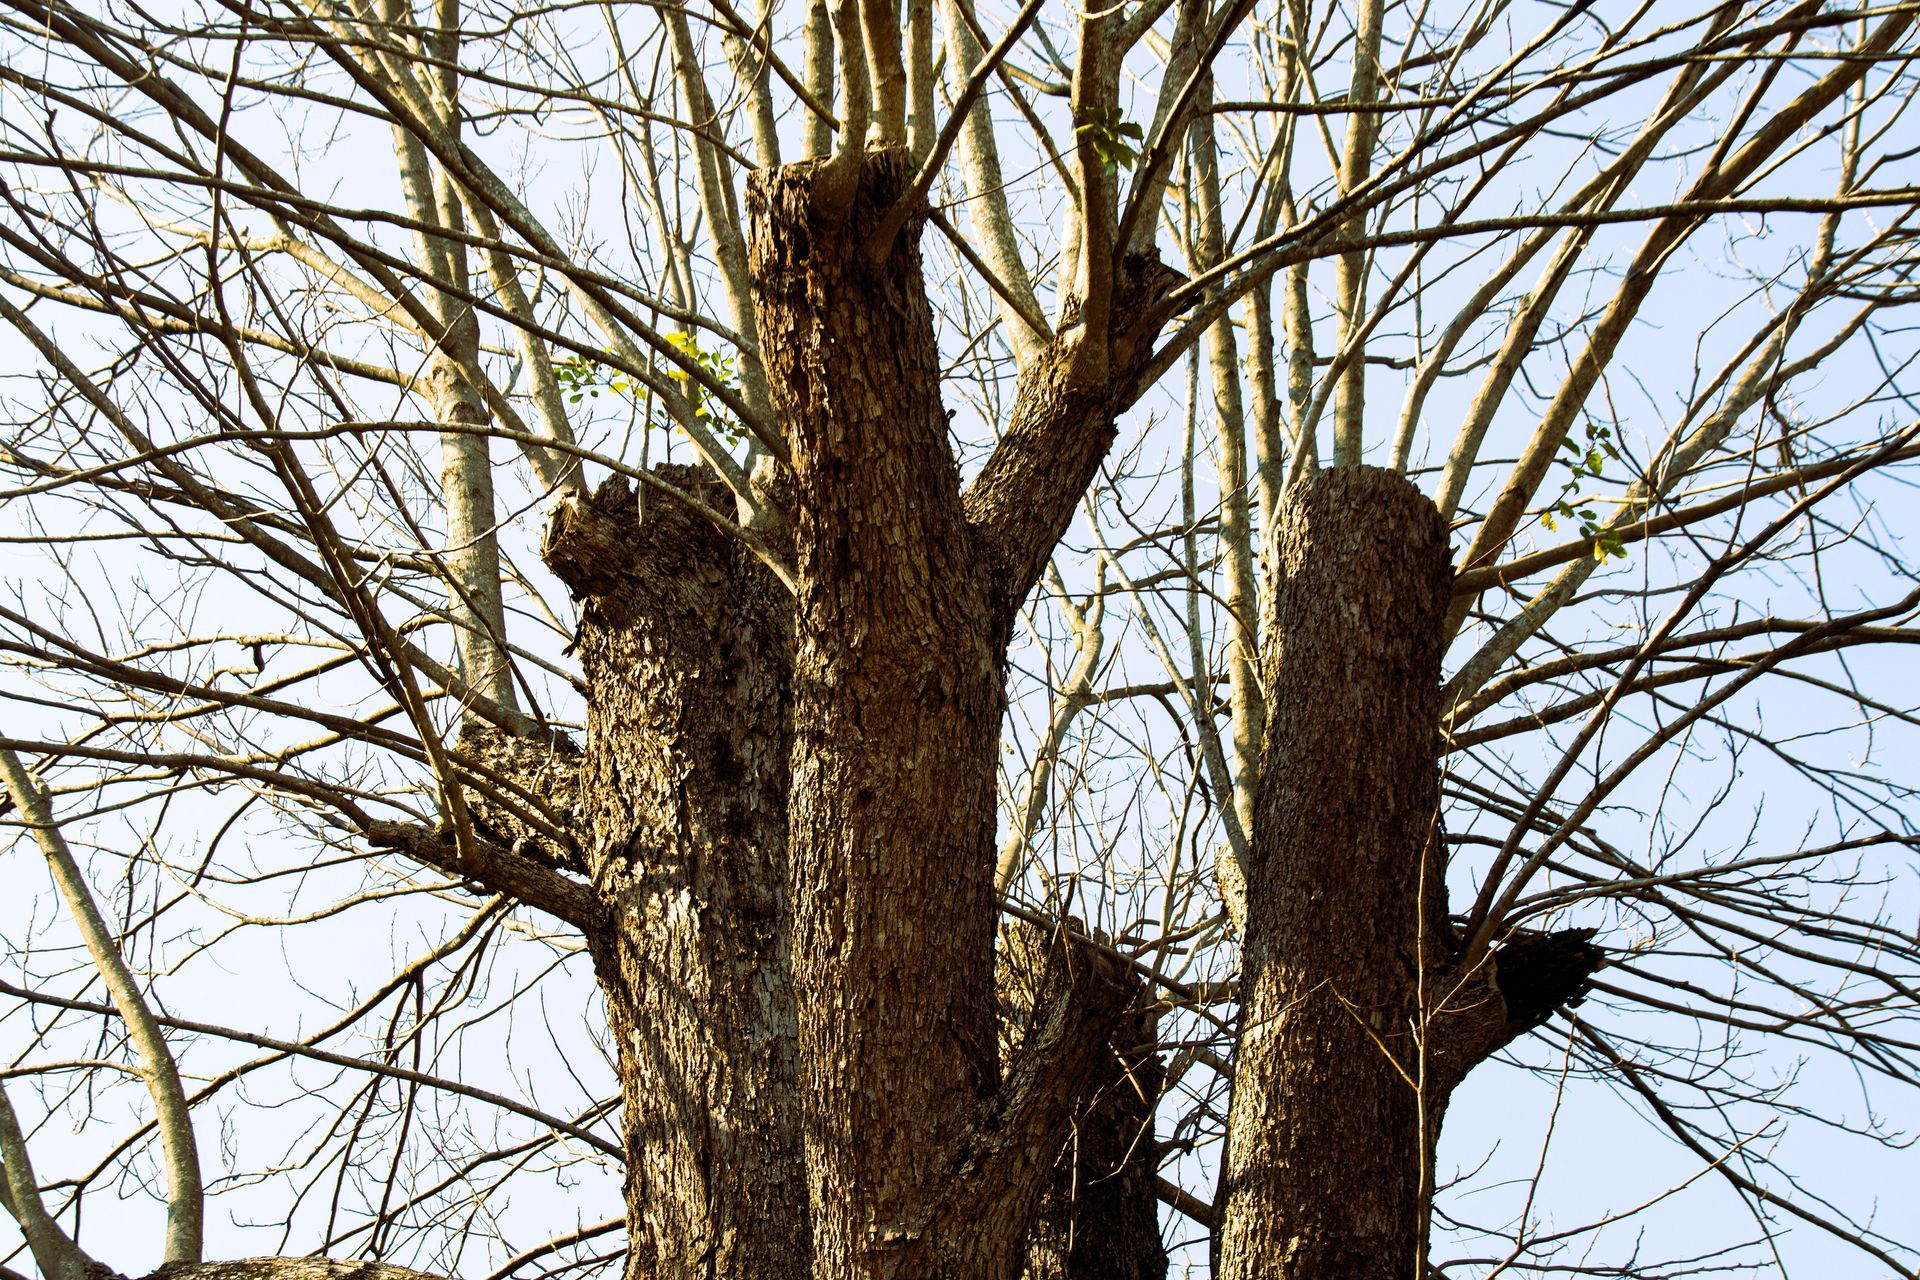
[1001,926,1167,1280]
[543,471,810,1280]
[1023,1047,1165,1280]
[1216,467,1452,1280]
[748,151,1010,1279]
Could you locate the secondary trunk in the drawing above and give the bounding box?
[1001,924,1168,1280]
[736,149,1158,1280]
[545,471,810,1280]
[1215,467,1452,1280]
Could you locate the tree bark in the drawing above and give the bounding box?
[544,470,810,1280]
[1022,1052,1165,1280]
[141,1260,452,1280]
[1216,467,1452,1280]
[744,149,1157,1280]
[748,149,1015,1279]
[1001,926,1167,1280]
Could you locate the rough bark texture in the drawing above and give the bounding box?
[141,1261,450,1280]
[749,149,1015,1279]
[353,193,1602,1280]
[1021,1050,1166,1280]
[1216,467,1452,1280]
[740,149,1158,1280]
[377,143,1185,1280]
[453,724,584,875]
[969,921,1155,1280]
[544,470,810,1280]
[141,159,1617,1280]
[1000,927,1168,1280]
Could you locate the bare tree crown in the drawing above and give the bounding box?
[3,0,1918,1277]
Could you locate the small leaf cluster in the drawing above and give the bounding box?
[663,330,743,446]
[1541,419,1628,562]
[549,333,743,447]
[1075,106,1145,171]
[555,350,626,403]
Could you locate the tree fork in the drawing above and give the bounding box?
[747,149,1152,1279]
[748,147,1013,1278]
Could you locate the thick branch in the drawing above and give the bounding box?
[963,256,1186,615]
[139,1260,455,1280]
[999,922,1167,1279]
[914,921,1148,1274]
[365,819,595,928]
[1423,928,1605,1100]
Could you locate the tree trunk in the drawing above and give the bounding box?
[517,147,1173,1280]
[1216,467,1452,1280]
[736,149,1156,1280]
[453,179,1602,1280]
[748,149,1016,1279]
[544,471,810,1280]
[1001,925,1167,1280]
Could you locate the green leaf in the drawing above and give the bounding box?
[1076,106,1144,170]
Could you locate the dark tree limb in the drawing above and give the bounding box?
[1424,928,1605,1101]
[365,819,595,928]
[901,920,1155,1278]
[1000,924,1169,1280]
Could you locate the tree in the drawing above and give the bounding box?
[2,0,1918,1276]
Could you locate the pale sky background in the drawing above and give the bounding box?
[3,1,1918,1275]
